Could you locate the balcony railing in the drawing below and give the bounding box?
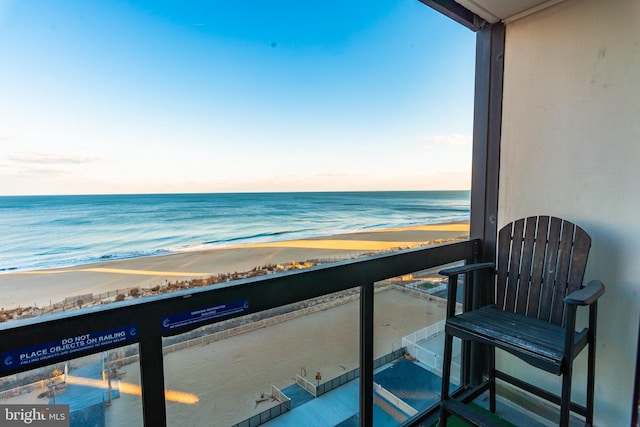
[0,239,479,427]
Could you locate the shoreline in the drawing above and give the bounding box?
[0,220,469,311]
[0,219,470,275]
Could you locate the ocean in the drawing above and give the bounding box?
[0,191,470,273]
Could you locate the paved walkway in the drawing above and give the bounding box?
[266,360,441,427]
[264,380,360,427]
[281,383,315,409]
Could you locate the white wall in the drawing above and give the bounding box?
[498,0,640,424]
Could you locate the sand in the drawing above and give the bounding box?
[0,222,469,310]
[102,288,447,427]
[0,222,467,425]
[2,288,448,426]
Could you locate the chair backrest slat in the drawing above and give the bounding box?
[526,215,550,317]
[504,219,525,312]
[495,216,591,326]
[537,217,562,321]
[553,224,590,325]
[550,222,576,324]
[515,217,538,314]
[568,229,591,292]
[496,223,512,310]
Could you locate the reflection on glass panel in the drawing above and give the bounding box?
[0,346,143,427]
[372,264,463,426]
[103,344,144,427]
[163,288,360,427]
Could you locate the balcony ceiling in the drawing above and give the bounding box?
[455,0,569,23]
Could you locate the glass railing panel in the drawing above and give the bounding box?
[0,345,143,427]
[0,241,478,426]
[372,263,464,426]
[102,344,144,427]
[162,288,361,427]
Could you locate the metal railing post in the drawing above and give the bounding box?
[138,314,167,427]
[360,281,374,427]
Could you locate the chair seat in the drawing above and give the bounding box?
[446,305,588,375]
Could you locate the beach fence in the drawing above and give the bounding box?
[73,284,409,371]
[64,293,94,307]
[104,290,372,372]
[231,384,291,427]
[0,375,65,400]
[34,288,138,316]
[0,362,67,399]
[232,349,407,427]
[406,281,448,295]
[402,321,460,382]
[105,353,139,369]
[374,382,418,420]
[18,260,448,321]
[296,348,406,399]
[402,321,445,373]
[314,368,358,397]
[295,374,317,397]
[33,256,366,317]
[38,272,404,318]
[30,273,430,321]
[403,321,445,349]
[158,288,380,356]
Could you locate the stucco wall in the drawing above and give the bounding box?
[498,0,640,424]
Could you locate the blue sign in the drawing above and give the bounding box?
[162,299,249,332]
[2,325,137,371]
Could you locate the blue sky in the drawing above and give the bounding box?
[0,0,475,195]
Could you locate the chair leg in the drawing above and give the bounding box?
[586,303,598,426]
[585,342,595,427]
[489,345,496,413]
[440,332,454,426]
[560,361,573,427]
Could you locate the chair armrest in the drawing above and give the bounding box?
[439,262,495,277]
[564,280,605,306]
[440,262,496,318]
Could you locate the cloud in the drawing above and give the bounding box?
[419,134,473,177]
[4,166,67,177]
[8,152,99,165]
[422,134,472,147]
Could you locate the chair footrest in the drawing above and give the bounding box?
[442,399,505,427]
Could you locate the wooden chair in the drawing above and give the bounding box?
[439,216,605,426]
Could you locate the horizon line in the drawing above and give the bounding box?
[0,189,472,197]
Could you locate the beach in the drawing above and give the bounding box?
[0,222,469,311]
[104,287,447,427]
[3,287,448,426]
[0,221,468,425]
